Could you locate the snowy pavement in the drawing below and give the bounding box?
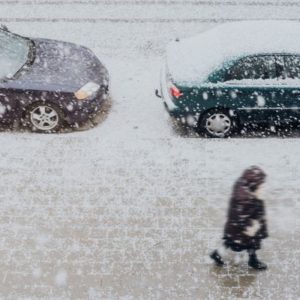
[0,0,300,299]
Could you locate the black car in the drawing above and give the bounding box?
[0,25,109,132]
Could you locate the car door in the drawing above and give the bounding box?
[0,81,15,123]
[219,55,278,125]
[273,55,300,124]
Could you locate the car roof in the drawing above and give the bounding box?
[166,21,300,85]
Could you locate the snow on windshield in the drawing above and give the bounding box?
[0,30,29,79]
[167,21,300,85]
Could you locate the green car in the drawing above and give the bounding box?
[157,21,300,137]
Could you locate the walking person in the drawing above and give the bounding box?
[210,166,268,270]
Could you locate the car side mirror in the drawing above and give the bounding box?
[0,24,9,32]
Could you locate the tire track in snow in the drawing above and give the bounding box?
[1,17,300,23]
[1,0,300,6]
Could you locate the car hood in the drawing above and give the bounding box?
[12,38,108,93]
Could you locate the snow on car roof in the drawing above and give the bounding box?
[166,21,300,85]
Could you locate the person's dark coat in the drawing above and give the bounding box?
[223,166,268,251]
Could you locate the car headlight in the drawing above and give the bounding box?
[74,82,100,100]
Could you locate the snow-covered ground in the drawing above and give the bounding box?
[0,1,300,299]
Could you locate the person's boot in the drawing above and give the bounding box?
[210,250,224,266]
[248,253,267,270]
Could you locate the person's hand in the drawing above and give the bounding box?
[243,219,261,237]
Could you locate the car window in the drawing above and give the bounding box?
[225,56,276,82]
[282,55,300,79]
[0,30,29,80]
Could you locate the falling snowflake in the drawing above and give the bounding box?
[202,92,209,100]
[0,103,6,116]
[257,95,266,107]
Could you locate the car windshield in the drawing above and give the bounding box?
[0,30,30,80]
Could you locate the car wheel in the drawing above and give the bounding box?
[26,103,64,133]
[198,109,236,138]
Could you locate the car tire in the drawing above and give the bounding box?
[197,109,237,138]
[26,102,64,133]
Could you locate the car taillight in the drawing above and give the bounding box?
[170,84,183,99]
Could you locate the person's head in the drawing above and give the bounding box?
[241,166,266,191]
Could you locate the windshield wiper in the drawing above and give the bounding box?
[25,39,36,67]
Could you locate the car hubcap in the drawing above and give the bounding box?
[30,105,59,131]
[205,113,231,137]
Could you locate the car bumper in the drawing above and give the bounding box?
[156,65,199,127]
[63,91,109,125]
[158,65,179,114]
